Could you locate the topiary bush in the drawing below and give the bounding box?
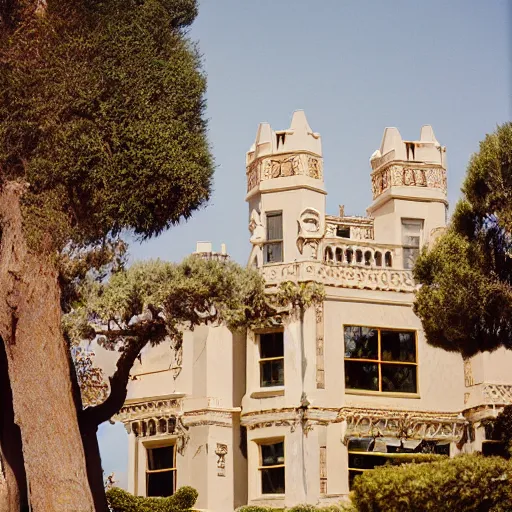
[106,486,198,512]
[351,454,512,512]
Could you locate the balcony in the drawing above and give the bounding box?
[261,260,415,293]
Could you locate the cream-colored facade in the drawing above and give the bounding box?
[115,112,512,511]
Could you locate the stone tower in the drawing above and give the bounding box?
[367,125,447,268]
[246,111,326,267]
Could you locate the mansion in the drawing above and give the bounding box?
[113,112,512,511]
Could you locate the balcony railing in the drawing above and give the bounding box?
[261,260,415,293]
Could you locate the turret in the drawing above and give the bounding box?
[246,111,326,267]
[367,126,447,268]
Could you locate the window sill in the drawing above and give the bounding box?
[345,389,420,399]
[251,387,285,399]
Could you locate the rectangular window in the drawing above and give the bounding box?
[259,332,284,387]
[259,441,285,494]
[344,326,417,394]
[402,219,423,270]
[264,212,283,263]
[336,226,350,238]
[146,445,176,497]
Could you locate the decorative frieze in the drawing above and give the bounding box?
[371,164,447,200]
[340,407,465,443]
[246,153,323,192]
[315,303,325,389]
[115,397,183,423]
[482,384,512,404]
[261,261,415,293]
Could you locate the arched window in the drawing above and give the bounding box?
[375,251,382,266]
[364,251,372,266]
[385,251,393,267]
[159,418,167,434]
[325,247,334,262]
[346,249,353,264]
[335,247,343,263]
[356,249,363,264]
[148,419,156,436]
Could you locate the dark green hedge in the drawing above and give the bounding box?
[351,454,512,512]
[106,486,198,512]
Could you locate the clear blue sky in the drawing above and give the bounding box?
[99,0,511,488]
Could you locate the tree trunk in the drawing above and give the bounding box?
[0,182,94,511]
[0,337,27,512]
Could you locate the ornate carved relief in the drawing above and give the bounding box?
[371,165,447,199]
[340,407,465,443]
[249,210,266,246]
[482,384,512,404]
[247,153,323,191]
[261,261,415,293]
[297,208,322,259]
[315,303,325,389]
[215,444,228,476]
[319,446,327,494]
[464,359,474,387]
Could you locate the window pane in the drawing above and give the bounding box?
[264,242,283,263]
[261,360,284,387]
[267,213,283,241]
[261,467,285,494]
[344,326,378,360]
[147,470,175,497]
[381,331,416,362]
[260,333,284,359]
[345,361,378,391]
[381,364,417,393]
[147,446,174,471]
[261,442,284,466]
[403,247,419,269]
[349,453,389,470]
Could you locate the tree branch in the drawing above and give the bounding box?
[80,319,166,427]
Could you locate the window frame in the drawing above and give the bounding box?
[401,218,423,270]
[343,325,419,397]
[258,331,285,388]
[145,443,177,498]
[257,439,285,496]
[264,211,284,264]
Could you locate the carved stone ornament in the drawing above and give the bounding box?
[247,153,323,191]
[249,209,266,246]
[340,407,465,443]
[371,164,447,199]
[482,384,512,404]
[215,443,228,476]
[296,207,322,259]
[261,261,415,293]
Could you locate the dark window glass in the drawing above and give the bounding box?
[349,453,389,470]
[344,327,378,359]
[381,364,417,393]
[261,442,284,466]
[260,333,283,359]
[264,242,282,263]
[345,361,378,391]
[261,467,285,494]
[261,359,284,387]
[146,446,175,497]
[336,226,350,238]
[260,332,284,387]
[348,470,362,490]
[147,471,175,497]
[482,441,508,458]
[267,213,283,241]
[147,446,174,470]
[260,442,285,494]
[381,330,416,362]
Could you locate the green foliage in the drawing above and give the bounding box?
[413,123,512,357]
[0,0,212,250]
[483,405,512,456]
[234,506,349,512]
[350,454,512,512]
[106,486,198,512]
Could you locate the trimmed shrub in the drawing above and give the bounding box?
[234,507,276,512]
[351,454,512,512]
[106,486,198,512]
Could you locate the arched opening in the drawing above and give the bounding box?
[141,421,147,437]
[356,249,363,264]
[364,251,372,266]
[375,251,382,266]
[335,247,343,263]
[159,418,167,434]
[324,246,334,262]
[385,251,392,267]
[148,419,156,436]
[346,249,353,264]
